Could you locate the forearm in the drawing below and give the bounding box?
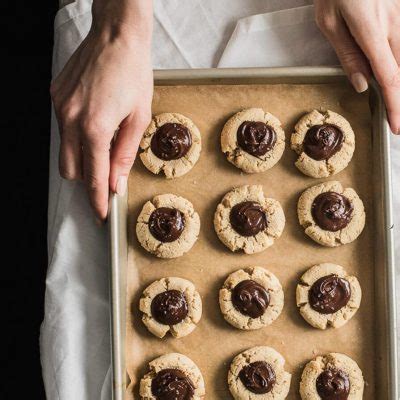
[91,0,153,44]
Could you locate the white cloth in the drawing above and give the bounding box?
[41,1,399,399]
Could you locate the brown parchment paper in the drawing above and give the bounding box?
[126,83,374,399]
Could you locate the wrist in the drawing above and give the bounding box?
[91,0,153,45]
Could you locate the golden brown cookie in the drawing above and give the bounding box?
[214,185,285,254]
[296,263,362,329]
[140,277,202,338]
[297,181,365,247]
[221,108,285,173]
[219,267,284,330]
[228,346,291,399]
[299,353,364,400]
[136,194,200,258]
[140,353,205,399]
[140,113,201,178]
[291,110,355,178]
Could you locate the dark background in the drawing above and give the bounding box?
[8,1,58,398]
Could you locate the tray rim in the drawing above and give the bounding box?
[109,66,397,400]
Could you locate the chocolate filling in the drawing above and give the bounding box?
[230,201,267,236]
[311,192,353,232]
[151,368,195,400]
[239,361,276,394]
[309,274,351,314]
[237,121,277,157]
[316,368,350,400]
[151,290,188,325]
[151,123,192,160]
[303,124,343,161]
[232,280,270,318]
[148,207,185,242]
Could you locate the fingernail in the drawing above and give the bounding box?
[116,176,127,196]
[351,72,368,93]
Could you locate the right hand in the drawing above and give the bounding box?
[314,0,400,134]
[51,0,153,220]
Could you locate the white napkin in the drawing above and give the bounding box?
[42,1,398,399]
[152,0,312,68]
[218,6,337,67]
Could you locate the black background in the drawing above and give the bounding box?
[7,1,58,398]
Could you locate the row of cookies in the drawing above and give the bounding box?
[139,265,361,339]
[139,108,355,179]
[139,349,364,399]
[136,183,365,258]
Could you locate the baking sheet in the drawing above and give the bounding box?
[125,82,375,399]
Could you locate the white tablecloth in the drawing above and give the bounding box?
[41,1,399,399]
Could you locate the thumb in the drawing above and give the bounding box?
[109,111,150,195]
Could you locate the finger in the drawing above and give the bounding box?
[388,38,400,133]
[59,131,83,180]
[343,18,400,134]
[367,42,400,134]
[82,138,110,220]
[389,37,400,65]
[316,12,371,93]
[109,112,150,196]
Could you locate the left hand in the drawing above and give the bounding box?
[50,0,153,220]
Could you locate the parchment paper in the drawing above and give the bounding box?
[126,83,374,399]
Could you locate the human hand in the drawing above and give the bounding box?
[51,0,153,220]
[314,0,400,134]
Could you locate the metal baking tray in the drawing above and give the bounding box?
[109,67,397,400]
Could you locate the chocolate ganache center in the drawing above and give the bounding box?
[230,201,267,236]
[239,361,276,394]
[311,192,353,232]
[309,274,351,314]
[316,368,350,400]
[151,123,192,160]
[151,368,195,400]
[303,124,343,161]
[237,121,277,157]
[232,280,269,318]
[149,207,185,242]
[151,290,188,325]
